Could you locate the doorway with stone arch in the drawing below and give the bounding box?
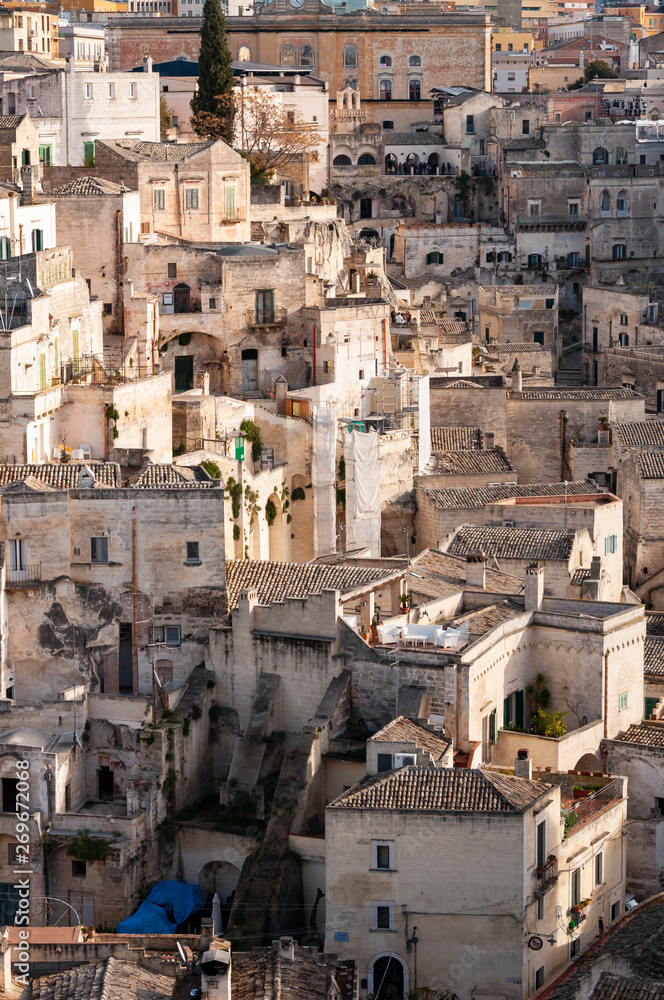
[367,952,409,999]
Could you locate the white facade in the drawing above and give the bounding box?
[0,66,159,166]
[0,192,56,258]
[493,52,531,93]
[57,24,106,67]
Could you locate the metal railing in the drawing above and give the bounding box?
[62,354,155,386]
[534,854,558,896]
[221,207,246,223]
[516,214,586,227]
[571,778,622,825]
[6,564,41,586]
[245,307,287,327]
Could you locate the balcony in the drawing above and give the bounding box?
[245,307,287,329]
[221,207,246,224]
[6,564,41,588]
[516,214,587,231]
[534,854,558,896]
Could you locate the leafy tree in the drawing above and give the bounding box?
[160,97,173,141]
[568,59,616,90]
[531,708,567,738]
[236,86,323,177]
[190,0,235,143]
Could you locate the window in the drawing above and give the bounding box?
[529,203,540,222]
[555,112,561,122]
[571,868,581,907]
[72,860,86,878]
[83,141,95,166]
[377,753,392,773]
[408,54,422,66]
[503,690,524,728]
[256,288,275,324]
[380,79,392,100]
[358,369,365,380]
[103,303,113,316]
[129,82,137,99]
[409,79,421,101]
[299,44,314,68]
[535,967,545,992]
[619,691,628,711]
[617,192,628,216]
[595,851,603,886]
[209,297,216,309]
[372,841,394,870]
[600,190,611,217]
[372,902,395,931]
[0,237,11,261]
[31,229,43,252]
[507,73,515,81]
[168,262,177,279]
[185,541,200,563]
[545,298,554,310]
[522,119,530,135]
[185,188,199,210]
[343,45,357,69]
[7,843,20,864]
[611,901,620,922]
[379,54,392,67]
[612,244,626,260]
[39,144,52,166]
[27,84,35,100]
[164,625,181,646]
[640,154,647,165]
[107,82,115,99]
[466,114,474,134]
[620,313,628,325]
[90,536,109,564]
[237,45,251,61]
[616,146,627,165]
[569,202,579,221]
[593,147,608,165]
[333,154,351,166]
[570,938,581,959]
[382,120,394,130]
[619,333,629,347]
[605,535,617,554]
[528,253,542,268]
[358,153,376,165]
[536,820,547,869]
[154,188,165,210]
[2,779,19,813]
[280,44,295,66]
[426,251,443,265]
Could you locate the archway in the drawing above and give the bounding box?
[428,152,440,171]
[368,953,409,999]
[199,860,242,903]
[266,492,285,561]
[574,751,602,772]
[385,153,397,173]
[333,154,352,166]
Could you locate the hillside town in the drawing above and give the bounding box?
[4,0,664,996]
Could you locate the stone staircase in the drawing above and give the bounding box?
[556,347,583,387]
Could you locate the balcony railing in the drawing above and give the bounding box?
[534,854,558,896]
[6,564,41,587]
[516,214,587,229]
[221,207,246,223]
[246,307,287,328]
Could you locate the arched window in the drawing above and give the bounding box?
[237,45,251,61]
[380,79,392,100]
[333,154,351,165]
[368,954,409,998]
[593,146,608,165]
[379,54,392,67]
[358,152,376,164]
[600,190,611,216]
[408,54,422,66]
[615,146,628,164]
[617,189,628,216]
[299,44,314,67]
[343,45,357,69]
[280,44,296,67]
[409,79,421,101]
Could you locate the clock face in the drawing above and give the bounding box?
[290,0,304,8]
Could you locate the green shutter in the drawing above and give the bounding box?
[39,352,46,390]
[504,697,510,728]
[490,707,498,744]
[515,690,524,729]
[605,537,610,555]
[83,141,95,165]
[426,252,432,265]
[645,697,658,720]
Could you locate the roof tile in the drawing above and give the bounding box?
[446,524,574,561]
[225,559,397,610]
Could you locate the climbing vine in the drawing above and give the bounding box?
[67,830,112,863]
[291,487,306,502]
[244,484,260,524]
[105,404,120,441]
[240,419,262,462]
[265,499,277,526]
[225,477,243,519]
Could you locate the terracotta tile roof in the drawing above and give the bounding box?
[407,548,522,598]
[225,560,396,610]
[446,524,575,561]
[50,176,127,196]
[0,463,119,489]
[613,421,664,448]
[646,612,664,636]
[369,716,451,761]
[518,388,640,400]
[419,308,439,325]
[329,767,548,812]
[438,319,470,339]
[488,342,555,353]
[637,453,664,479]
[232,946,355,1000]
[0,115,24,129]
[129,464,214,488]
[432,449,514,476]
[614,722,664,748]
[423,480,602,510]
[571,567,591,586]
[105,140,216,161]
[431,427,481,451]
[451,599,525,636]
[588,972,664,1000]
[484,284,558,295]
[438,379,484,390]
[29,957,175,1000]
[645,637,664,676]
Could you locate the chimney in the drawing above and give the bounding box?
[143,53,153,73]
[524,562,544,611]
[275,375,288,414]
[465,550,487,589]
[277,937,295,962]
[200,945,231,1000]
[21,166,34,205]
[351,271,360,293]
[514,748,533,779]
[511,357,522,393]
[483,430,495,450]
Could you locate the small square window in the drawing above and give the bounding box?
[185,188,199,210]
[168,262,177,279]
[8,842,20,863]
[377,753,392,773]
[90,536,109,564]
[619,691,628,711]
[103,303,113,315]
[154,189,165,211]
[372,841,394,870]
[164,625,181,646]
[186,541,200,563]
[209,298,216,310]
[129,82,137,98]
[72,859,86,878]
[359,369,365,380]
[372,902,395,931]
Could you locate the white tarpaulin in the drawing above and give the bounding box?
[312,404,337,556]
[416,374,431,474]
[345,428,381,556]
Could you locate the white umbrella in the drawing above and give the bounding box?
[212,892,223,936]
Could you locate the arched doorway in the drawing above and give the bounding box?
[173,283,191,314]
[199,860,242,929]
[385,153,397,173]
[368,953,409,999]
[428,152,440,171]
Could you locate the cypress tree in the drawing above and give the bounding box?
[190,0,235,144]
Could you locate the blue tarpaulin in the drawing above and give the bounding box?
[117,880,203,934]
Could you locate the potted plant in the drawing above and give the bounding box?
[400,592,411,613]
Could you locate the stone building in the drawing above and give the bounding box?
[0,114,41,183]
[582,284,664,388]
[0,62,159,167]
[479,283,560,357]
[91,138,251,244]
[0,6,55,60]
[392,222,515,284]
